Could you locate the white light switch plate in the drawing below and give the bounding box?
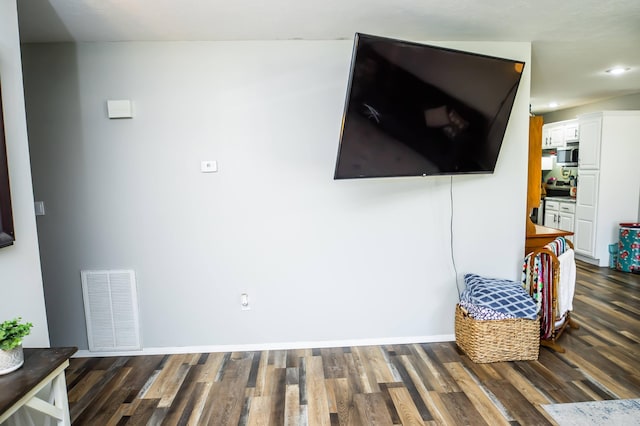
[201,160,218,173]
[107,100,133,119]
[34,201,45,216]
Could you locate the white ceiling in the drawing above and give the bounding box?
[16,0,640,114]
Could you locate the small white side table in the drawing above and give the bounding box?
[0,347,77,425]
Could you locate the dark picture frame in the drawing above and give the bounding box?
[0,83,16,248]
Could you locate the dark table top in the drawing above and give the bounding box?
[0,347,77,417]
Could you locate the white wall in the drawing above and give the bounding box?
[543,91,640,123]
[22,40,531,351]
[0,0,50,347]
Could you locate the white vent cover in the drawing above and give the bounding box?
[81,270,141,352]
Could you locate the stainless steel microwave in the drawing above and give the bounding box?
[556,147,578,166]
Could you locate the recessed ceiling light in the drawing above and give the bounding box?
[606,67,630,75]
[549,102,559,108]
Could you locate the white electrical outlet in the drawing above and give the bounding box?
[240,293,250,310]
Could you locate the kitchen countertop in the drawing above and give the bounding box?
[544,196,576,203]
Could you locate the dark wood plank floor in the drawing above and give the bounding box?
[65,261,639,425]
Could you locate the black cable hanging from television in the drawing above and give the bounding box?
[449,175,461,301]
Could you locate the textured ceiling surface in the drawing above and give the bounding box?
[16,0,640,113]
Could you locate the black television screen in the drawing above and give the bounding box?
[334,33,525,179]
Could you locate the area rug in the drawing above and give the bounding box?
[542,399,640,425]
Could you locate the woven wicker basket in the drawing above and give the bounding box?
[455,304,540,363]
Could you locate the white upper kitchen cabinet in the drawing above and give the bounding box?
[574,111,640,266]
[563,120,579,143]
[542,119,579,148]
[542,121,566,148]
[577,116,602,169]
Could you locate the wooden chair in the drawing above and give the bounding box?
[524,238,579,353]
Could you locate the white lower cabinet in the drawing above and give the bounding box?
[544,199,575,242]
[574,170,598,258]
[544,209,557,229]
[544,200,559,228]
[558,210,575,233]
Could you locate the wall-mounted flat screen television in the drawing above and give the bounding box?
[334,33,525,179]
[0,84,16,248]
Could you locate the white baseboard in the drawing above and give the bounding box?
[575,253,602,266]
[73,334,456,358]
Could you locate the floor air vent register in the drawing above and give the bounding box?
[81,270,142,352]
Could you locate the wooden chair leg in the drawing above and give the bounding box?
[568,317,580,329]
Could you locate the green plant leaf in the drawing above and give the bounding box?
[0,317,33,351]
